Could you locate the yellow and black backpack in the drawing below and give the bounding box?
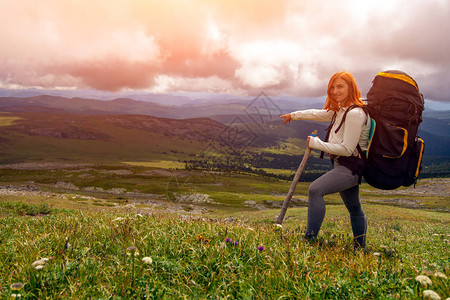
[359,70,425,189]
[329,70,425,189]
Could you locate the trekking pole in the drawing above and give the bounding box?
[276,130,316,225]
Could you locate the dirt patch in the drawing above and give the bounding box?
[362,178,450,197]
[0,183,209,215]
[0,184,67,199]
[365,198,422,209]
[100,170,134,176]
[0,162,92,170]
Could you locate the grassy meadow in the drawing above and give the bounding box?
[0,201,448,299]
[0,163,449,299]
[0,116,22,127]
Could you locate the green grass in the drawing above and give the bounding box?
[0,203,448,299]
[123,160,186,169]
[0,201,52,216]
[259,138,324,159]
[0,164,449,299]
[260,137,306,155]
[261,167,295,176]
[0,116,22,126]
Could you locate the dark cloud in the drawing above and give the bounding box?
[0,0,448,102]
[64,60,158,91]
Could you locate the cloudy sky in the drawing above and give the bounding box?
[0,0,449,101]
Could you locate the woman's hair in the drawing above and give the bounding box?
[323,71,365,111]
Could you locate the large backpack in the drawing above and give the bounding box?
[331,70,425,190]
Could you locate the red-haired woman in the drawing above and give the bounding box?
[280,71,371,248]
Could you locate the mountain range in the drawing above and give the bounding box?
[0,94,448,175]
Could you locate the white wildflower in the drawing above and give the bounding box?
[423,290,441,300]
[11,294,22,298]
[373,252,381,256]
[219,242,226,250]
[142,257,153,264]
[434,272,447,279]
[31,259,47,268]
[34,265,44,270]
[65,237,71,249]
[416,275,433,287]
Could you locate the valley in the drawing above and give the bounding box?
[0,94,448,215]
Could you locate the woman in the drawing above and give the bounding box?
[280,71,371,248]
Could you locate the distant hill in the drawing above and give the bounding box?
[0,88,326,108]
[1,94,447,129]
[0,95,323,119]
[420,117,450,137]
[0,95,448,176]
[0,111,233,164]
[417,131,450,156]
[423,108,450,120]
[0,96,178,117]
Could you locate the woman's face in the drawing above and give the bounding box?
[330,78,349,106]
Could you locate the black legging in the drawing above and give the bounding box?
[305,161,367,247]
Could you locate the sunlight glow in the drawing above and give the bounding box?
[0,0,447,99]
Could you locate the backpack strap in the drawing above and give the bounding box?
[355,144,366,185]
[334,104,367,133]
[320,112,337,159]
[357,144,366,160]
[321,105,369,160]
[320,106,361,159]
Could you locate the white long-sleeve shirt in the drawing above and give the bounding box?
[290,107,371,157]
